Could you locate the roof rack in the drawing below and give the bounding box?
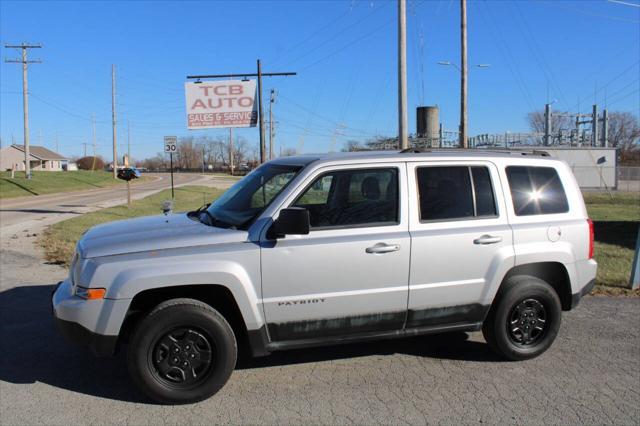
[398,148,550,157]
[399,147,430,154]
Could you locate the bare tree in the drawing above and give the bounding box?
[607,112,639,164]
[342,140,364,152]
[280,147,298,157]
[526,110,572,133]
[138,153,166,171]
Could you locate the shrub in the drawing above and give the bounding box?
[76,156,105,171]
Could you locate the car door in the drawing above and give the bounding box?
[260,163,410,342]
[406,161,514,328]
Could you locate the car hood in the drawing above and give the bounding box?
[77,213,248,258]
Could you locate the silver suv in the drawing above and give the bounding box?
[52,150,597,404]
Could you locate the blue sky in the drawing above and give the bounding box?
[1,0,639,161]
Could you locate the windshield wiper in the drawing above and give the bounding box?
[201,209,236,229]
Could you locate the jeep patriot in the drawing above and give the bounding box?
[52,149,597,403]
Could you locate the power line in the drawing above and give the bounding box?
[606,88,640,107]
[268,5,354,68]
[568,60,640,111]
[277,1,391,69]
[475,1,536,111]
[511,1,569,108]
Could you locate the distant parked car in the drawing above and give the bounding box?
[117,167,141,181]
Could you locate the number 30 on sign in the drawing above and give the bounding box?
[164,136,177,153]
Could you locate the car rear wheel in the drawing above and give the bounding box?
[127,298,237,404]
[483,276,562,361]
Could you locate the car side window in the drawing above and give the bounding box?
[506,166,569,215]
[416,165,497,221]
[293,168,399,229]
[471,166,497,217]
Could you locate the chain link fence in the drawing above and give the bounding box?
[618,166,640,192]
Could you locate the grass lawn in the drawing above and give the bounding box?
[583,192,639,294]
[0,170,148,199]
[583,192,640,222]
[41,185,223,266]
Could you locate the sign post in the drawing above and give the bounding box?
[164,136,177,199]
[631,229,640,290]
[123,154,131,207]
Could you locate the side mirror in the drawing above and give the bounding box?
[268,207,310,239]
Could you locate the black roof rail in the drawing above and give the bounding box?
[397,148,551,157]
[399,147,430,153]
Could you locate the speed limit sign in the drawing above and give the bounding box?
[164,136,178,153]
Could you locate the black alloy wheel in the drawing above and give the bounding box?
[507,298,548,346]
[150,327,215,387]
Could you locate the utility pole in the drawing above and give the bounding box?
[592,104,598,147]
[186,64,296,165]
[5,43,42,179]
[111,64,117,179]
[544,103,552,146]
[602,108,609,147]
[83,142,87,157]
[127,120,131,165]
[257,60,266,163]
[229,127,234,175]
[460,0,468,148]
[269,89,276,160]
[91,113,97,172]
[398,0,409,150]
[201,145,205,175]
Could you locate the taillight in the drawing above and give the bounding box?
[587,218,594,259]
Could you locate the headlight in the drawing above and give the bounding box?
[69,252,79,286]
[75,286,106,300]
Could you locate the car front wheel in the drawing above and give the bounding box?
[127,298,237,404]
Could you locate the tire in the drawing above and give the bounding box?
[482,275,562,361]
[127,298,237,404]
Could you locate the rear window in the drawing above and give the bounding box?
[506,166,569,216]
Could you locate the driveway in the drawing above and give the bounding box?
[0,273,637,425]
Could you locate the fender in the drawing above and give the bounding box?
[83,245,265,331]
[481,242,578,308]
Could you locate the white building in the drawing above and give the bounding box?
[0,144,68,171]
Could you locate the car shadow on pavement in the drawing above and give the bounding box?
[0,283,500,404]
[0,284,149,403]
[236,331,502,370]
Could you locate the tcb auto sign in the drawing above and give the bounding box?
[185,80,258,129]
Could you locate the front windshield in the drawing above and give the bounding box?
[204,164,302,229]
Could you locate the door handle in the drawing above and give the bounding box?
[474,235,503,245]
[366,243,401,254]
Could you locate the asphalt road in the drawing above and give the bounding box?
[0,173,208,230]
[0,273,638,425]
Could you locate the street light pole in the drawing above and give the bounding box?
[438,61,490,148]
[398,0,409,150]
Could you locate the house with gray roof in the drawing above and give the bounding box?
[0,144,68,171]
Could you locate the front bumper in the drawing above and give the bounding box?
[51,279,128,357]
[53,314,118,357]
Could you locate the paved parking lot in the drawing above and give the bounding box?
[1,271,638,425]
